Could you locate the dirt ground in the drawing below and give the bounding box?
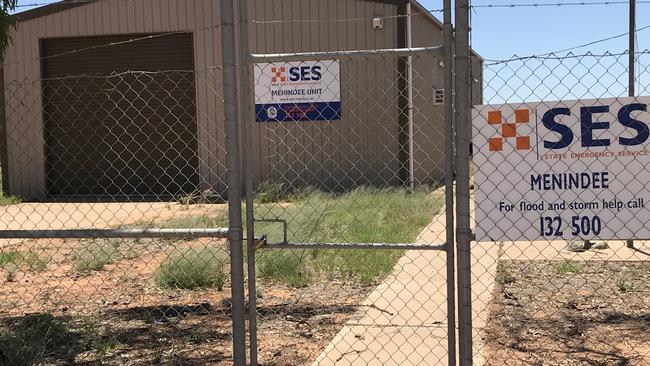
[484,260,650,366]
[0,235,371,366]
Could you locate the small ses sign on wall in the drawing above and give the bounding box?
[254,60,342,122]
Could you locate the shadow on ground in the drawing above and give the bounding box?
[0,299,363,366]
[0,302,232,366]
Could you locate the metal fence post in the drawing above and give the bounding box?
[443,0,457,365]
[220,0,246,364]
[0,68,9,195]
[455,0,473,365]
[627,0,636,249]
[238,0,259,364]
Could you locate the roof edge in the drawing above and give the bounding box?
[409,0,444,30]
[13,0,92,22]
[12,0,483,61]
[409,0,483,61]
[14,0,410,22]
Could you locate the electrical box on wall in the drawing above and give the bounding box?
[372,16,384,29]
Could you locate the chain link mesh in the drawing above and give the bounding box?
[472,50,650,366]
[248,52,457,366]
[1,68,235,365]
[4,1,644,365]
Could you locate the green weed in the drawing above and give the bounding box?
[255,181,289,203]
[258,250,311,287]
[71,241,119,274]
[189,328,207,344]
[4,263,18,282]
[176,189,220,206]
[24,252,48,272]
[555,261,583,274]
[496,262,516,285]
[313,249,403,285]
[255,187,444,286]
[0,250,48,274]
[121,249,140,260]
[616,278,632,293]
[0,195,21,205]
[151,187,443,287]
[0,251,23,268]
[93,337,121,355]
[158,214,228,229]
[155,247,228,290]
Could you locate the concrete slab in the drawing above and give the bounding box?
[500,240,650,261]
[311,198,650,365]
[313,206,501,366]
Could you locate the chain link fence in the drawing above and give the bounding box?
[248,51,453,366]
[472,50,650,366]
[1,67,237,365]
[0,54,460,365]
[2,0,648,365]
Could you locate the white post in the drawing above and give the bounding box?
[407,1,414,191]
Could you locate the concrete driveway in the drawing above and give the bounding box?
[312,203,650,366]
[311,204,503,366]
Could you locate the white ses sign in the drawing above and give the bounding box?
[254,60,341,122]
[472,96,650,242]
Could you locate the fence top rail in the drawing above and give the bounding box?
[249,46,443,62]
[262,242,447,251]
[0,228,229,239]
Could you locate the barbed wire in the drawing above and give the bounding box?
[14,0,650,10]
[482,49,650,64]
[2,32,181,69]
[247,9,443,25]
[4,66,225,86]
[2,23,223,69]
[247,0,649,25]
[482,24,650,65]
[14,1,90,8]
[5,0,648,70]
[471,1,650,8]
[12,1,648,26]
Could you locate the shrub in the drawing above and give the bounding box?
[155,247,228,290]
[257,250,311,287]
[0,194,21,206]
[255,181,289,203]
[0,251,23,268]
[71,241,119,274]
[555,260,583,274]
[24,252,48,272]
[496,262,516,285]
[616,278,632,293]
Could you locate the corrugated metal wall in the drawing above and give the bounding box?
[3,0,224,200]
[41,34,199,197]
[2,0,456,200]
[411,13,446,184]
[248,0,403,190]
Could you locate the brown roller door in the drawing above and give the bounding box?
[41,33,198,199]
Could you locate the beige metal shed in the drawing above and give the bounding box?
[1,0,482,200]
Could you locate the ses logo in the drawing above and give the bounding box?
[487,109,531,152]
[270,65,323,84]
[484,101,649,153]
